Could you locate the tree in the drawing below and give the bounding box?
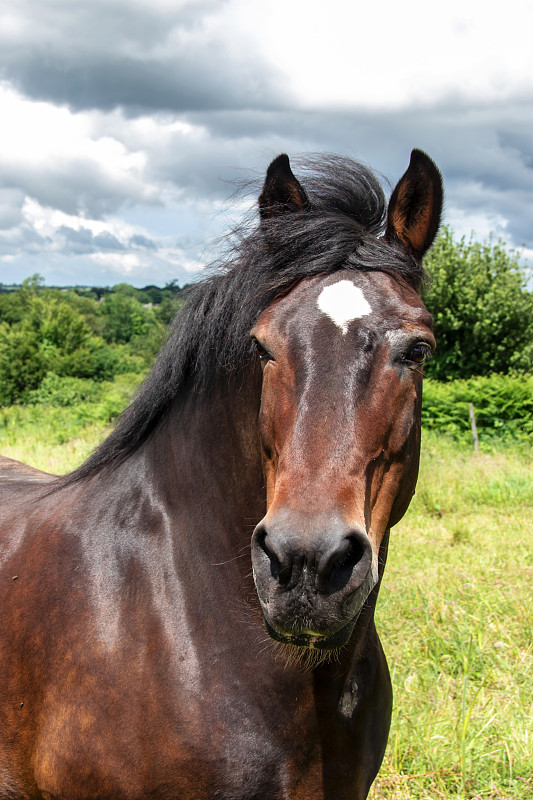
[164,279,181,294]
[29,297,92,354]
[422,227,533,379]
[0,323,47,404]
[20,273,45,294]
[99,293,152,344]
[0,279,170,404]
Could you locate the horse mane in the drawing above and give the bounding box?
[58,155,421,486]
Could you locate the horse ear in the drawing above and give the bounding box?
[259,154,310,220]
[386,149,443,261]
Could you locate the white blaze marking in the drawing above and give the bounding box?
[317,280,372,334]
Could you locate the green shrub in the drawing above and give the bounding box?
[423,228,533,379]
[52,338,122,381]
[27,374,103,406]
[0,323,48,404]
[29,297,92,354]
[422,374,533,440]
[99,293,160,344]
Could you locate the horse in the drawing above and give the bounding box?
[0,149,442,800]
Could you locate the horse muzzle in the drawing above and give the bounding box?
[251,512,378,650]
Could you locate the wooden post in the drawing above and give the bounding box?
[468,402,479,452]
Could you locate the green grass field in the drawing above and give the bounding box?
[1,388,531,799]
[0,373,142,474]
[370,433,533,799]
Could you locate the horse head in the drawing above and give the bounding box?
[250,151,442,650]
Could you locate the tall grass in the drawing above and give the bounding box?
[370,432,533,799]
[0,373,142,474]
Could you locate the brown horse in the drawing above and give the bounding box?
[0,149,442,800]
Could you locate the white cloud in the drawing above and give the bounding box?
[89,252,141,272]
[228,0,533,109]
[22,197,147,242]
[445,204,510,244]
[0,85,161,216]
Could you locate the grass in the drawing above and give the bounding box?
[369,432,533,799]
[0,373,142,474]
[1,388,532,798]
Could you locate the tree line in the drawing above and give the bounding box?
[1,228,532,405]
[0,277,186,405]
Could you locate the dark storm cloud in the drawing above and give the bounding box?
[0,223,51,256]
[93,231,127,251]
[58,226,127,254]
[3,96,533,263]
[58,226,96,255]
[55,226,160,256]
[0,189,26,230]
[0,146,158,220]
[0,0,286,114]
[130,234,157,250]
[3,52,284,115]
[183,101,533,247]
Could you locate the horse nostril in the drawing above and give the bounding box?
[256,527,283,583]
[322,533,370,593]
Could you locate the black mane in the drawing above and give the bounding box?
[61,155,421,485]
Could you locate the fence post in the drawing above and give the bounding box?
[468,402,479,452]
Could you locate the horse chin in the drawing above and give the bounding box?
[262,614,357,652]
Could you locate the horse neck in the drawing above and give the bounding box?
[139,366,265,558]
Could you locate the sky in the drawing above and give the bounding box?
[0,0,533,288]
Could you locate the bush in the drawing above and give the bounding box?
[422,374,533,440]
[0,323,47,405]
[52,338,122,381]
[423,228,533,379]
[99,293,160,344]
[30,297,91,354]
[0,276,171,404]
[27,374,103,406]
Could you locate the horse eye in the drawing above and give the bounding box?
[408,343,432,365]
[253,339,272,362]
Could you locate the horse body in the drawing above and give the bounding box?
[0,366,387,799]
[0,150,442,799]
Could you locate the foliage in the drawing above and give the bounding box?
[0,290,25,324]
[0,275,181,405]
[31,297,92,353]
[423,227,533,379]
[0,322,48,405]
[0,373,143,472]
[422,373,533,441]
[99,292,160,344]
[26,373,104,406]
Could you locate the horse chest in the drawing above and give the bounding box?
[4,552,371,800]
[31,680,332,800]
